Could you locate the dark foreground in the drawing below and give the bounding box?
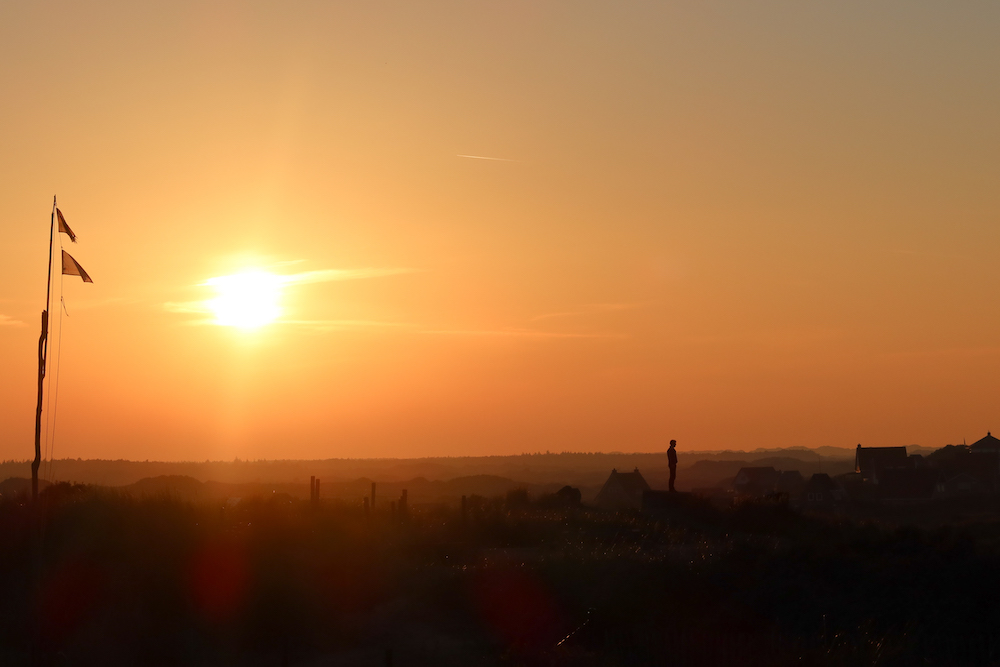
[3,486,1000,666]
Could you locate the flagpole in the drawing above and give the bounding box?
[32,196,56,502]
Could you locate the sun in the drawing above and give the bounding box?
[206,270,282,329]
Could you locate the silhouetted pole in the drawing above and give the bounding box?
[32,197,57,502]
[32,310,48,503]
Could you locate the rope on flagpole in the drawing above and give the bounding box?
[41,234,60,481]
[46,291,65,483]
[44,241,67,483]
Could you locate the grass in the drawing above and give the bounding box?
[1,484,998,665]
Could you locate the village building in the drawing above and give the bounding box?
[595,468,651,510]
[555,485,582,506]
[850,435,1000,504]
[936,472,991,498]
[968,432,1000,479]
[926,435,1000,490]
[797,473,849,512]
[970,432,1000,453]
[878,468,941,504]
[855,445,909,483]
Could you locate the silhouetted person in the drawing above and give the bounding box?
[668,439,678,492]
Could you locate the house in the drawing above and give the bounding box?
[555,485,582,506]
[855,445,909,483]
[595,468,651,510]
[798,473,849,512]
[926,441,999,489]
[936,472,991,498]
[969,432,1000,453]
[732,467,782,496]
[967,432,1000,477]
[878,468,941,504]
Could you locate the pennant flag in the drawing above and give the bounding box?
[61,250,93,283]
[56,209,77,243]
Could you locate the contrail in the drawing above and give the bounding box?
[457,154,516,162]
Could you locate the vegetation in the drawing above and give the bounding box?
[1,484,998,665]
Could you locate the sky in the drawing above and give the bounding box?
[1,1,999,462]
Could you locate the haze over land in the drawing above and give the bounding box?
[2,2,999,463]
[1,445,934,505]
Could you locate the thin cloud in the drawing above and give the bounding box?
[457,154,516,162]
[173,317,410,330]
[165,265,415,325]
[0,314,25,327]
[164,302,207,315]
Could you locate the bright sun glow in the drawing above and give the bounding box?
[206,270,282,329]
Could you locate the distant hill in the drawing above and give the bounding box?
[0,448,853,487]
[0,445,931,494]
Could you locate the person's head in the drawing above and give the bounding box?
[669,439,676,448]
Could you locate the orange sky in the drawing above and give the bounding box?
[2,2,1000,462]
